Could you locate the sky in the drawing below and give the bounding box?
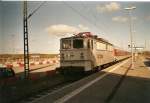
[0,1,150,54]
[0,2,2,53]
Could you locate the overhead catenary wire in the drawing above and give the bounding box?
[81,2,114,35]
[27,1,46,51]
[28,1,46,19]
[81,3,97,24]
[62,1,108,35]
[80,2,110,35]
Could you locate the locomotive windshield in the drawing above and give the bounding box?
[73,39,83,48]
[62,39,71,49]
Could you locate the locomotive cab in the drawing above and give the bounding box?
[58,32,95,74]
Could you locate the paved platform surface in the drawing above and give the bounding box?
[29,56,150,103]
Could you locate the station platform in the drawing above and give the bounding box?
[30,56,150,103]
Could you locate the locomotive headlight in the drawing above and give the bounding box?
[80,52,84,59]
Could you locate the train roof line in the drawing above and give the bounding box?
[96,37,113,46]
[61,35,113,46]
[61,32,113,45]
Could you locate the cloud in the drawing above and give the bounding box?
[46,24,78,35]
[112,16,137,23]
[45,24,89,36]
[112,16,128,22]
[96,2,120,13]
[78,24,89,31]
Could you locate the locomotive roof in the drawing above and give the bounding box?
[61,35,113,46]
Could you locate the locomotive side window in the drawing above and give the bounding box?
[107,45,113,51]
[96,42,106,50]
[87,40,90,48]
[62,39,71,49]
[91,40,93,49]
[73,39,83,48]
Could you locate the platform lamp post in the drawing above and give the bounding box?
[132,31,136,62]
[124,6,136,69]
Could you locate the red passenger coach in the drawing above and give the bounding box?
[113,48,130,61]
[113,49,130,56]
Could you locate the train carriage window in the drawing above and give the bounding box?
[96,42,106,50]
[87,40,90,48]
[110,46,113,51]
[62,39,71,49]
[110,46,112,51]
[73,39,83,48]
[91,40,93,49]
[107,45,113,51]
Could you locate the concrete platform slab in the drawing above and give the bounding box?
[29,59,131,103]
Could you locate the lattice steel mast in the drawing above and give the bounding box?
[23,1,30,79]
[23,1,46,79]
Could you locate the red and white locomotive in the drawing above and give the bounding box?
[57,32,130,74]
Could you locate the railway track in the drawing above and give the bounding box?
[20,80,75,103]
